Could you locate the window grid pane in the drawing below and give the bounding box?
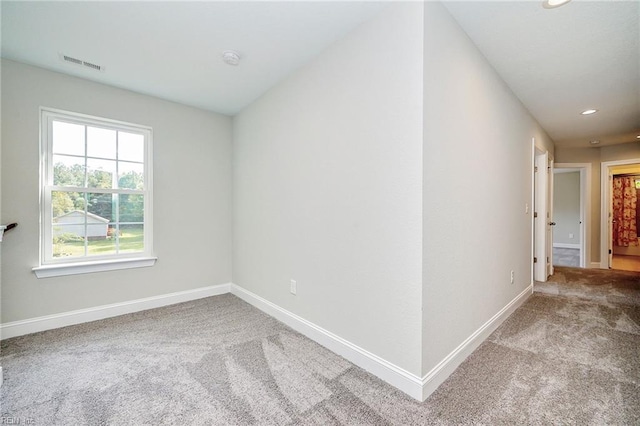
[52,121,85,156]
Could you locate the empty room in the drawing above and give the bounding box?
[1,1,638,424]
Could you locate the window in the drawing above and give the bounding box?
[34,108,155,278]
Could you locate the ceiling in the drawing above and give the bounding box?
[2,1,639,148]
[0,1,388,116]
[443,0,639,148]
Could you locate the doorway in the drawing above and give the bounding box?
[552,163,591,268]
[601,159,640,272]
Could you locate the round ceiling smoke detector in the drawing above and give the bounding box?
[222,50,241,66]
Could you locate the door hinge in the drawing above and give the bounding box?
[609,249,612,254]
[534,212,538,218]
[534,257,538,263]
[534,166,538,172]
[547,257,549,263]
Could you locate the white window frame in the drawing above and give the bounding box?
[33,107,156,278]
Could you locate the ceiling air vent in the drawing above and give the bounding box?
[59,53,105,72]
[62,55,82,65]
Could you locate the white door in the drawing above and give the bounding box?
[534,151,549,282]
[547,159,555,277]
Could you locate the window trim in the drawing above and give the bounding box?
[35,107,155,277]
[33,257,158,279]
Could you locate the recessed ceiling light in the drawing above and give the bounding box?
[581,109,598,115]
[637,135,640,139]
[222,50,241,66]
[543,0,572,9]
[589,140,600,145]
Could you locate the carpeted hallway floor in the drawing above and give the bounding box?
[1,267,639,424]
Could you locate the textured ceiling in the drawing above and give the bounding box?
[444,1,640,148]
[2,1,638,148]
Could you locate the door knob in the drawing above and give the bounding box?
[549,222,556,226]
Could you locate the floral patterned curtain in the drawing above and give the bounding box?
[612,176,639,247]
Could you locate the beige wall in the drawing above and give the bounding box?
[555,143,640,264]
[1,60,233,323]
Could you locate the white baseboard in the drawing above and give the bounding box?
[553,243,580,249]
[1,281,532,402]
[591,262,606,269]
[230,284,424,400]
[0,366,3,389]
[231,283,532,402]
[418,283,532,400]
[0,283,231,340]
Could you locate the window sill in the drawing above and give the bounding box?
[32,257,157,278]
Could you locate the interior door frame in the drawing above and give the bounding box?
[554,163,591,268]
[547,158,555,277]
[600,158,640,269]
[533,144,552,282]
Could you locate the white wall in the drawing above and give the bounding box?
[421,2,554,376]
[1,60,232,323]
[553,172,581,245]
[233,3,424,376]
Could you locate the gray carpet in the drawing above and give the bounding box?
[1,269,639,424]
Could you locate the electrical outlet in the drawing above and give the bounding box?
[290,279,297,295]
[525,203,529,214]
[510,270,514,284]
